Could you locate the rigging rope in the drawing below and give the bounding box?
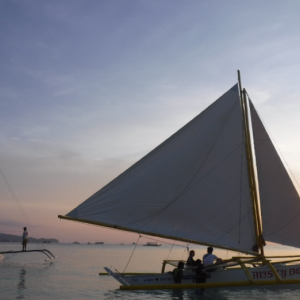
[165,241,176,260]
[0,167,42,249]
[181,243,188,260]
[122,234,141,274]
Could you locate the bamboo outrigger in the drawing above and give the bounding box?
[0,249,57,261]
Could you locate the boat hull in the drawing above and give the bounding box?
[104,263,300,288]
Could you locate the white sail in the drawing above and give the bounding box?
[65,84,257,253]
[249,100,300,248]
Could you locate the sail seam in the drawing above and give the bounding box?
[134,98,241,230]
[265,209,300,236]
[80,88,237,204]
[123,142,244,228]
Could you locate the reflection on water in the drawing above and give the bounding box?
[16,269,27,299]
[103,288,234,300]
[1,243,300,300]
[170,289,184,300]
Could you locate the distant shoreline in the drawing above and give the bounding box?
[0,232,59,243]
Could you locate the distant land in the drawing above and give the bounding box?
[0,233,59,243]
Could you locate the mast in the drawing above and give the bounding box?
[238,70,264,256]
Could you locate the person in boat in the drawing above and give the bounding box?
[22,227,28,251]
[203,246,222,271]
[186,250,197,267]
[173,261,184,283]
[194,259,206,295]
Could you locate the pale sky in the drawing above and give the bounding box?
[1,0,300,244]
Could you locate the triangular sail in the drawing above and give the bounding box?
[63,84,257,253]
[250,100,300,248]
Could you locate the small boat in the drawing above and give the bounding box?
[143,242,161,247]
[73,241,80,244]
[95,242,104,244]
[59,71,300,290]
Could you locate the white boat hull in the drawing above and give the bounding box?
[104,263,300,288]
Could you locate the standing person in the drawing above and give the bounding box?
[186,250,197,267]
[203,247,222,271]
[22,227,28,251]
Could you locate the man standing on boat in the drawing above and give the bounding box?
[22,227,28,251]
[203,247,222,271]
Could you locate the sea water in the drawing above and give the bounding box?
[1,242,300,300]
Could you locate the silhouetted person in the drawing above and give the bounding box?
[173,261,184,283]
[22,227,28,251]
[186,250,197,267]
[195,259,206,296]
[203,246,222,271]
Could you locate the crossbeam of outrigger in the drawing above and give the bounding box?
[0,249,57,261]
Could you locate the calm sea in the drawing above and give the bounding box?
[1,242,300,300]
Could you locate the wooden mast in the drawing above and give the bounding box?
[237,70,264,256]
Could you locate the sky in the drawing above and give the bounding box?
[1,0,300,244]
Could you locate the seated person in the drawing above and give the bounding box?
[195,259,206,295]
[195,259,206,283]
[186,250,197,267]
[173,261,184,283]
[203,247,222,271]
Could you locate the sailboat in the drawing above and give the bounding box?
[59,71,300,290]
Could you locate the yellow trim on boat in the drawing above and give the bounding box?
[265,260,282,283]
[120,279,300,290]
[99,272,161,276]
[234,258,254,284]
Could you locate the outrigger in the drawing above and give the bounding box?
[59,71,300,290]
[0,249,57,261]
